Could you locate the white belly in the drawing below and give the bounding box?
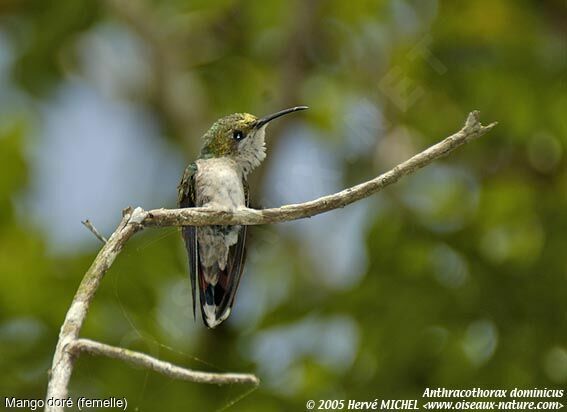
[194,157,245,270]
[194,157,245,209]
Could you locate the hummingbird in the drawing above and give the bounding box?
[177,106,308,328]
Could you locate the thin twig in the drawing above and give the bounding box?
[45,111,496,411]
[71,338,260,385]
[81,219,108,244]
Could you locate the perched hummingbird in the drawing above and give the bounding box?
[177,106,308,328]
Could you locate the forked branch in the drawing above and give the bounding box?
[45,111,496,411]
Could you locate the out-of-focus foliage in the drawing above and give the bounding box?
[0,0,565,410]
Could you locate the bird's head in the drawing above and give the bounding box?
[200,106,308,176]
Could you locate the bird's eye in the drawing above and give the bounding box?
[233,130,245,141]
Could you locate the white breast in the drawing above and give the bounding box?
[195,157,245,209]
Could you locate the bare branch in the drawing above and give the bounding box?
[144,111,497,227]
[46,206,259,411]
[46,111,495,411]
[81,219,108,244]
[46,209,144,410]
[71,339,260,385]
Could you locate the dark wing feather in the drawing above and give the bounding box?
[177,162,198,320]
[179,165,249,328]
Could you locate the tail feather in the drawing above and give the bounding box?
[196,225,247,329]
[198,264,234,328]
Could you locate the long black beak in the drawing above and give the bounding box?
[255,106,308,129]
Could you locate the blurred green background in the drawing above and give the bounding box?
[1,0,566,410]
